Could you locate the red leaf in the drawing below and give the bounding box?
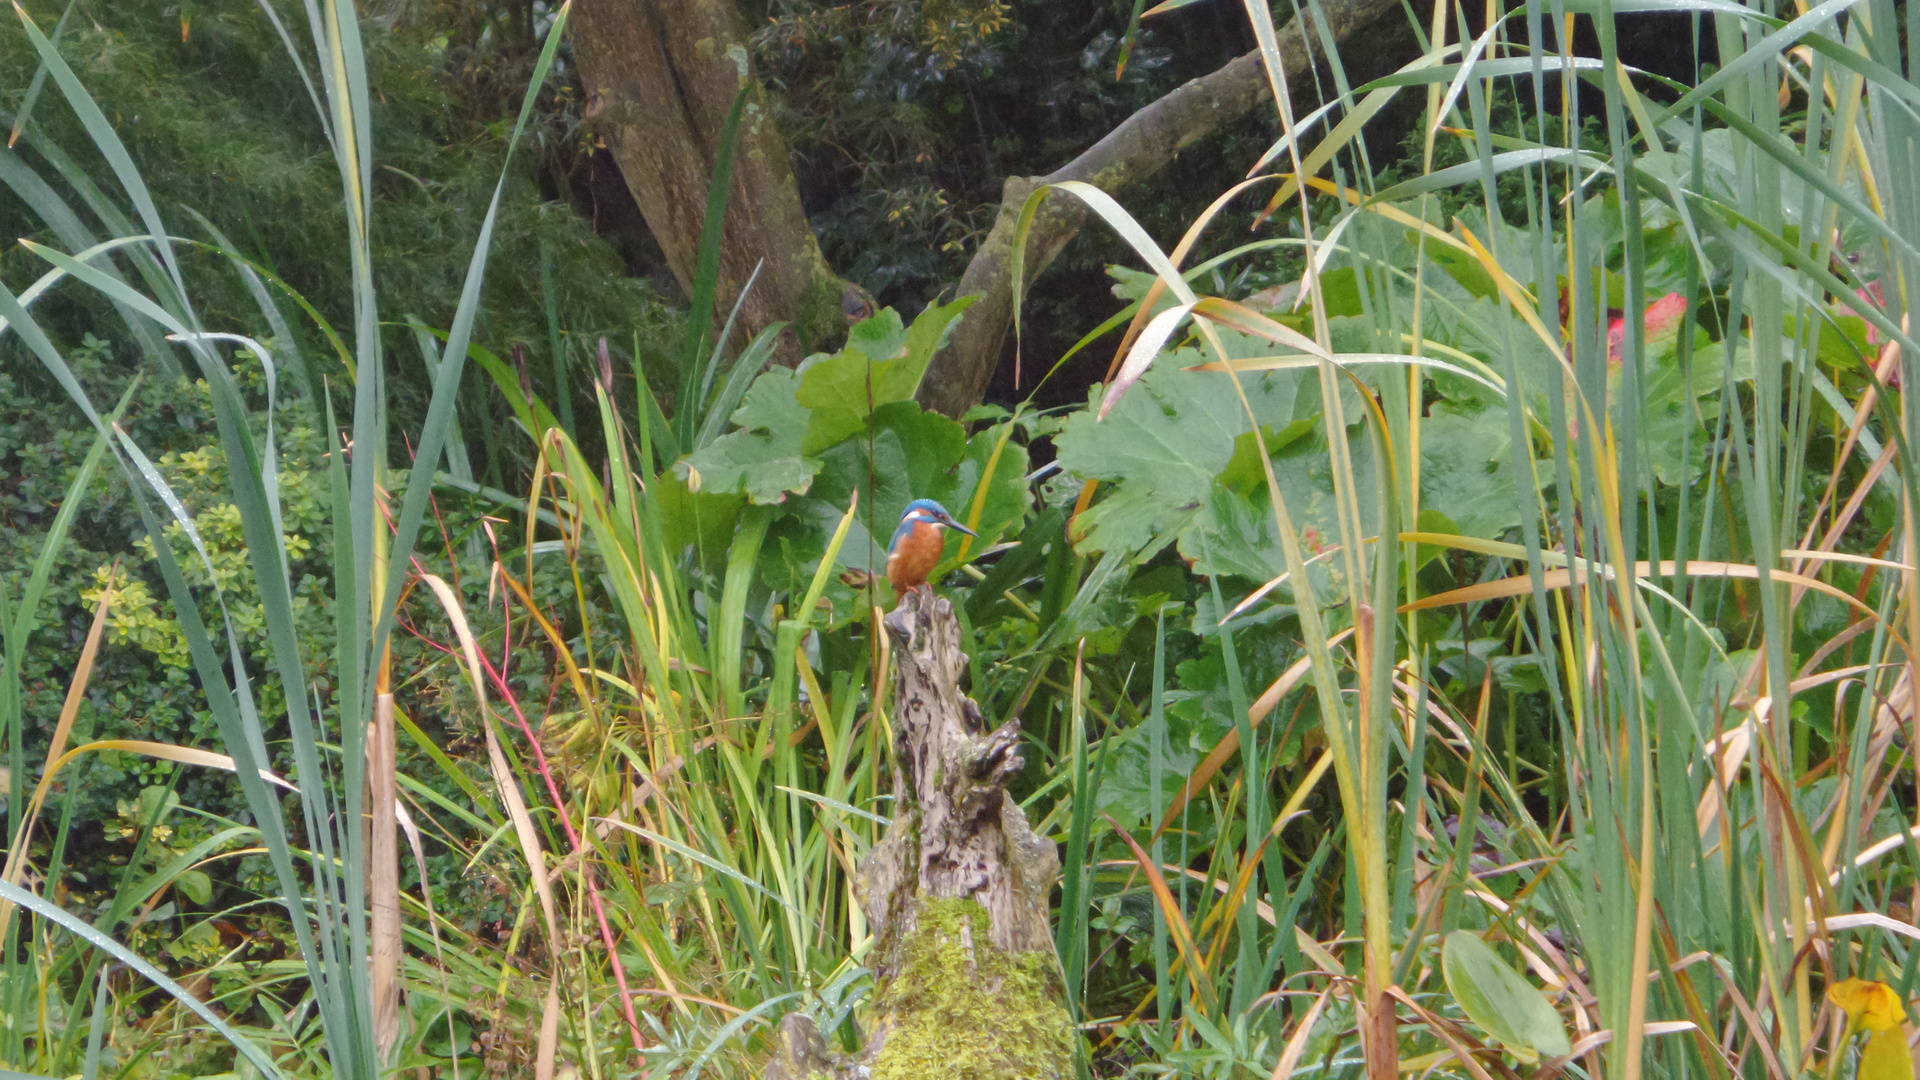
[1607,292,1690,364]
[1846,280,1888,344]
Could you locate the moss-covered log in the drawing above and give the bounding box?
[765,586,1069,1080]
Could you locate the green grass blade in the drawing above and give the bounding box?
[183,207,317,403]
[10,4,197,312]
[539,241,576,433]
[376,3,573,658]
[0,143,179,376]
[0,881,286,1080]
[716,507,773,723]
[1057,643,1093,1016]
[247,0,333,146]
[4,0,76,148]
[78,971,108,1080]
[695,321,785,451]
[680,82,752,447]
[694,257,764,427]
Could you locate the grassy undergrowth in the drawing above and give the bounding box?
[7,0,1920,1077]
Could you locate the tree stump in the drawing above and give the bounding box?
[766,587,1071,1080]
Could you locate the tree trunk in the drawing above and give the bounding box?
[574,0,1400,408]
[764,587,1069,1080]
[570,0,867,365]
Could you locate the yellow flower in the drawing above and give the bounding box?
[1832,978,1907,1034]
[1862,1027,1915,1080]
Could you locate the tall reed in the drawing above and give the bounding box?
[1003,0,1920,1074]
[0,1,571,1076]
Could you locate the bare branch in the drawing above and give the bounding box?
[915,0,1402,417]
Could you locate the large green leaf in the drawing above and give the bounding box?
[807,401,967,567]
[651,472,748,580]
[1057,365,1305,560]
[1058,360,1384,588]
[1188,479,1291,584]
[683,367,819,504]
[1635,360,1711,489]
[1442,929,1571,1063]
[948,422,1032,549]
[682,300,975,504]
[759,402,1030,610]
[796,297,973,454]
[1417,406,1524,540]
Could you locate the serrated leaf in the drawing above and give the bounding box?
[811,402,967,569]
[796,298,974,454]
[1442,930,1570,1063]
[1418,406,1524,539]
[682,366,819,504]
[1186,481,1286,582]
[1058,366,1301,559]
[841,306,909,362]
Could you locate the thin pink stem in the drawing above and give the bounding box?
[478,642,649,1055]
[409,514,647,1051]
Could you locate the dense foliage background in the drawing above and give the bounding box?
[6,0,1916,1079]
[0,0,1308,876]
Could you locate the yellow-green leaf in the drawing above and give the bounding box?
[174,869,212,906]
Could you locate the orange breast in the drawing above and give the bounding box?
[887,521,946,597]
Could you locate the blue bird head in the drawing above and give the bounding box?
[890,499,976,549]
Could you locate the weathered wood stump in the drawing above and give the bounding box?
[766,586,1071,1080]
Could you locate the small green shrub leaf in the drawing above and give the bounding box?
[174,869,212,906]
[1442,929,1570,1063]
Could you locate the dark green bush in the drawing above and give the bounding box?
[0,0,666,935]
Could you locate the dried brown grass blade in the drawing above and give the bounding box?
[1269,986,1334,1080]
[420,572,570,1080]
[0,573,111,939]
[1108,813,1216,1015]
[371,690,401,1060]
[1404,562,1903,655]
[536,980,562,1080]
[396,794,462,1080]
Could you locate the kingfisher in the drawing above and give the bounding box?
[887,499,975,602]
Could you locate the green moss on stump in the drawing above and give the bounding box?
[871,898,1073,1080]
[792,252,851,352]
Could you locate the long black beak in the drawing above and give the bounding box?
[939,514,978,537]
